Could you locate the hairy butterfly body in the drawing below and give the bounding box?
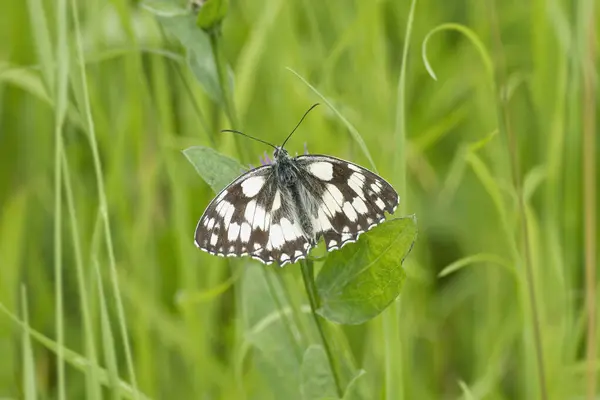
[194,106,399,266]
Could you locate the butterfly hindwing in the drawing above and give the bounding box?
[263,188,312,265]
[295,155,399,251]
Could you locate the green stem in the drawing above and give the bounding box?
[208,27,245,160]
[71,0,139,395]
[386,0,417,398]
[487,2,547,399]
[299,260,343,398]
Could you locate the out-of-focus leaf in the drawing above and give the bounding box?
[301,345,338,400]
[183,146,243,193]
[141,0,188,17]
[342,369,366,400]
[241,264,304,400]
[156,15,222,102]
[196,0,229,30]
[316,217,417,325]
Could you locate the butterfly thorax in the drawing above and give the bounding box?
[273,149,297,186]
[273,148,319,244]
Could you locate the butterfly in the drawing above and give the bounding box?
[194,104,399,266]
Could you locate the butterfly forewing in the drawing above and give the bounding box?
[195,165,312,265]
[295,155,399,250]
[195,166,273,259]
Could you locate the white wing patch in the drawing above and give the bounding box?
[308,161,334,181]
[272,190,281,212]
[241,176,265,197]
[342,201,358,222]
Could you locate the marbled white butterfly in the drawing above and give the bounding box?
[194,104,399,266]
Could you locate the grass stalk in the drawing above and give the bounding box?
[385,1,416,399]
[487,2,547,398]
[21,287,36,400]
[53,0,69,397]
[207,26,245,160]
[69,1,139,396]
[209,28,238,129]
[53,65,66,400]
[299,260,343,398]
[61,151,102,399]
[581,2,597,398]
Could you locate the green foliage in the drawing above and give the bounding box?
[316,217,416,325]
[0,0,596,399]
[196,0,229,31]
[301,345,338,400]
[183,146,243,192]
[154,13,223,103]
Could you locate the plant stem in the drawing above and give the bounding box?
[299,260,343,398]
[487,2,547,399]
[581,1,597,399]
[208,27,245,160]
[387,0,417,398]
[71,1,139,395]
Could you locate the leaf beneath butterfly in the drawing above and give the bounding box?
[316,216,417,325]
[183,146,243,193]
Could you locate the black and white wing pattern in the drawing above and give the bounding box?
[195,152,399,266]
[194,166,312,265]
[295,155,399,251]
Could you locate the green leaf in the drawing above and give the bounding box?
[156,15,222,102]
[196,0,229,31]
[183,146,243,193]
[301,345,338,400]
[342,369,366,400]
[141,0,188,17]
[316,217,417,325]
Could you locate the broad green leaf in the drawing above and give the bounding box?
[316,217,417,325]
[141,0,188,17]
[183,146,243,193]
[196,0,229,31]
[156,15,222,102]
[301,345,338,400]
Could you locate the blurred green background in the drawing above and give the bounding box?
[0,0,598,399]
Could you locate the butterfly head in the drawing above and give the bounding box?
[273,146,290,161]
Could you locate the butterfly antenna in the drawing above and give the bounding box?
[281,103,320,149]
[221,129,278,150]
